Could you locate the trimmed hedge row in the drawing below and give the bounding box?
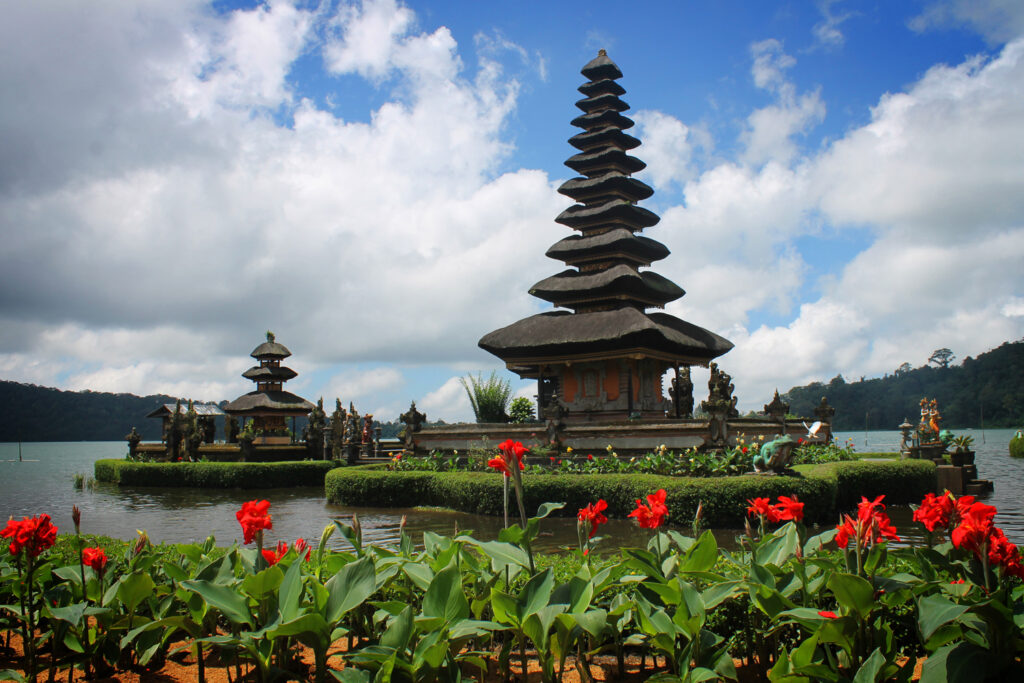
[94,459,340,488]
[324,459,936,527]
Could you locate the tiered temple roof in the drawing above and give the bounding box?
[480,51,732,378]
[223,332,314,417]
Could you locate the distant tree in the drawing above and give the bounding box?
[895,362,913,376]
[508,397,536,423]
[929,348,956,369]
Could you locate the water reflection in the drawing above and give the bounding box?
[2,431,1022,550]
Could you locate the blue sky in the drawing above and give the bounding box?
[1,0,1022,423]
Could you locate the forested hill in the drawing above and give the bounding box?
[0,381,180,442]
[782,340,1024,430]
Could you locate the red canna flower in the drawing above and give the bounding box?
[629,489,669,529]
[818,610,837,619]
[913,492,956,532]
[489,440,527,477]
[236,500,273,544]
[293,537,311,561]
[82,547,108,576]
[577,500,608,539]
[587,453,594,461]
[835,495,900,550]
[951,500,997,556]
[773,495,804,522]
[2,514,58,558]
[262,540,288,566]
[746,497,780,523]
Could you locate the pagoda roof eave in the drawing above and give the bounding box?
[223,390,315,415]
[479,309,733,367]
[250,341,292,359]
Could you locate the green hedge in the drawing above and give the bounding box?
[324,459,935,527]
[95,459,340,488]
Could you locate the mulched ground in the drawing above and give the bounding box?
[1,630,924,682]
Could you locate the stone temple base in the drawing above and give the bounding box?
[411,417,818,456]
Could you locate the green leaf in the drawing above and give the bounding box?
[241,565,284,599]
[489,589,519,626]
[921,642,989,683]
[680,530,718,573]
[400,561,434,592]
[277,557,305,622]
[573,609,607,640]
[380,605,414,652]
[852,647,885,683]
[828,573,874,619]
[422,560,469,624]
[325,556,376,623]
[520,569,554,619]
[756,523,799,567]
[701,580,743,609]
[465,539,531,572]
[918,594,971,643]
[182,579,253,627]
[117,572,156,612]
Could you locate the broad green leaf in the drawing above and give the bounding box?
[521,569,554,619]
[573,609,608,640]
[422,560,469,624]
[852,647,885,683]
[918,594,971,643]
[920,642,989,683]
[277,557,305,622]
[242,565,284,599]
[701,580,743,609]
[828,573,874,619]
[182,579,252,627]
[117,572,156,612]
[756,523,799,567]
[490,589,519,625]
[380,605,414,652]
[465,539,530,572]
[680,530,718,573]
[326,556,376,623]
[400,561,434,592]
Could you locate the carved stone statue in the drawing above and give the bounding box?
[125,426,142,459]
[813,396,836,443]
[306,397,328,459]
[343,403,361,464]
[669,367,694,418]
[329,399,347,460]
[763,390,789,420]
[399,401,426,451]
[753,434,798,473]
[701,363,738,447]
[360,413,374,459]
[544,392,568,447]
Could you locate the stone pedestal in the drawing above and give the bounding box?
[936,464,992,496]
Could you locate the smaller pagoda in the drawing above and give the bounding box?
[223,332,314,443]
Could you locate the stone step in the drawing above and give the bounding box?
[966,480,994,495]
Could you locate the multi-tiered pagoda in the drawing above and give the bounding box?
[223,332,314,440]
[480,51,733,421]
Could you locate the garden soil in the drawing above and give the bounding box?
[1,632,926,682]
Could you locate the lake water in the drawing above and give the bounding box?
[1,429,1022,551]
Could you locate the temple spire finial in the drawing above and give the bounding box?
[598,48,607,56]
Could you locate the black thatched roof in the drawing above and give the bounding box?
[580,50,623,81]
[558,174,653,203]
[545,229,669,265]
[529,266,684,308]
[242,365,298,381]
[555,199,659,230]
[222,390,314,415]
[250,340,291,359]
[480,308,733,366]
[568,127,640,152]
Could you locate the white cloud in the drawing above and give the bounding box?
[419,376,472,422]
[325,367,405,401]
[812,0,855,49]
[633,110,709,190]
[742,40,825,166]
[910,0,1024,45]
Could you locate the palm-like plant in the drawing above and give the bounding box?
[460,371,512,423]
